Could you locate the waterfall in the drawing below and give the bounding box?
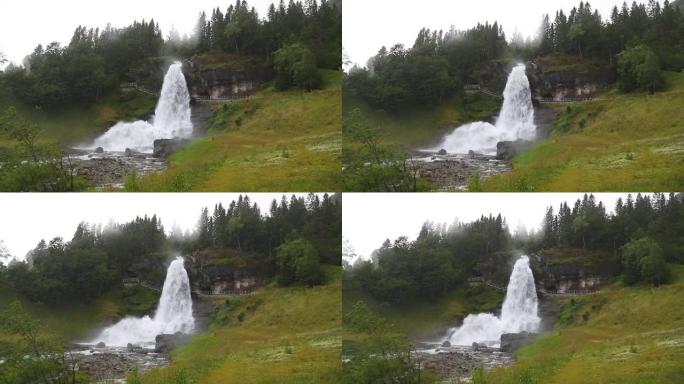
[431,64,536,155]
[446,256,540,347]
[88,62,193,153]
[91,257,195,347]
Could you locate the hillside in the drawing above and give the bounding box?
[343,91,500,148]
[343,276,504,341]
[134,70,342,192]
[481,70,684,191]
[138,267,342,384]
[0,282,159,343]
[485,264,684,383]
[0,90,155,148]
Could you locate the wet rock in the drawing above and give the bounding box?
[411,152,511,191]
[96,342,105,348]
[155,332,192,353]
[496,139,534,160]
[437,148,447,155]
[500,331,537,352]
[442,340,451,347]
[95,147,104,154]
[124,148,146,159]
[153,138,191,158]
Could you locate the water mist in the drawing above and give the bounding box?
[445,256,540,347]
[431,64,536,155]
[91,257,195,347]
[89,62,193,153]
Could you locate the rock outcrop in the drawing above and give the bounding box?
[500,332,537,352]
[153,138,191,158]
[183,53,270,100]
[496,140,534,160]
[527,56,614,101]
[155,332,193,354]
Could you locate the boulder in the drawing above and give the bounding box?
[96,341,106,348]
[155,332,192,353]
[442,340,451,347]
[94,147,104,154]
[153,138,191,158]
[437,148,447,155]
[496,139,534,160]
[500,332,537,352]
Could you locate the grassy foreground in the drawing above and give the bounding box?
[485,264,684,384]
[138,267,342,384]
[135,70,342,192]
[481,70,684,191]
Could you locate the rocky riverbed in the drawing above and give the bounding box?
[66,150,167,189]
[411,151,512,191]
[414,343,515,382]
[70,344,169,383]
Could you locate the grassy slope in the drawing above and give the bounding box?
[0,90,155,147]
[140,267,342,384]
[481,71,684,191]
[343,91,500,149]
[343,277,504,340]
[487,264,684,384]
[0,282,159,342]
[136,70,342,192]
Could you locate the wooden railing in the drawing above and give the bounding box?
[193,94,256,102]
[468,277,600,296]
[464,84,597,103]
[193,287,258,297]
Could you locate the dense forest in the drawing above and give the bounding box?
[0,193,341,305]
[345,193,684,308]
[344,0,684,110]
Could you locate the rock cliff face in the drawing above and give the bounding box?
[186,250,264,295]
[532,248,613,293]
[183,53,270,100]
[526,56,615,100]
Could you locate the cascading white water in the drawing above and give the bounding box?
[445,256,540,347]
[91,257,195,347]
[88,62,193,153]
[430,64,536,155]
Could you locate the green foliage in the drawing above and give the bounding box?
[621,236,670,286]
[274,43,322,91]
[343,108,428,191]
[0,301,83,384]
[617,44,665,93]
[276,238,323,287]
[349,216,508,304]
[0,107,86,191]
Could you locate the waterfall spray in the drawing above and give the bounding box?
[431,64,536,155]
[91,257,195,347]
[88,62,193,153]
[445,256,540,347]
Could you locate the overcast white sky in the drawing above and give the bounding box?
[344,0,621,67]
[343,193,627,261]
[0,0,276,66]
[0,193,310,260]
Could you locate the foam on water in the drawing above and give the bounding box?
[91,257,195,347]
[430,64,536,155]
[445,256,540,347]
[87,62,193,153]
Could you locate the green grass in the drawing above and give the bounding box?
[481,70,684,191]
[485,264,684,384]
[135,70,341,192]
[138,266,342,384]
[0,282,159,342]
[0,89,155,148]
[343,91,500,149]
